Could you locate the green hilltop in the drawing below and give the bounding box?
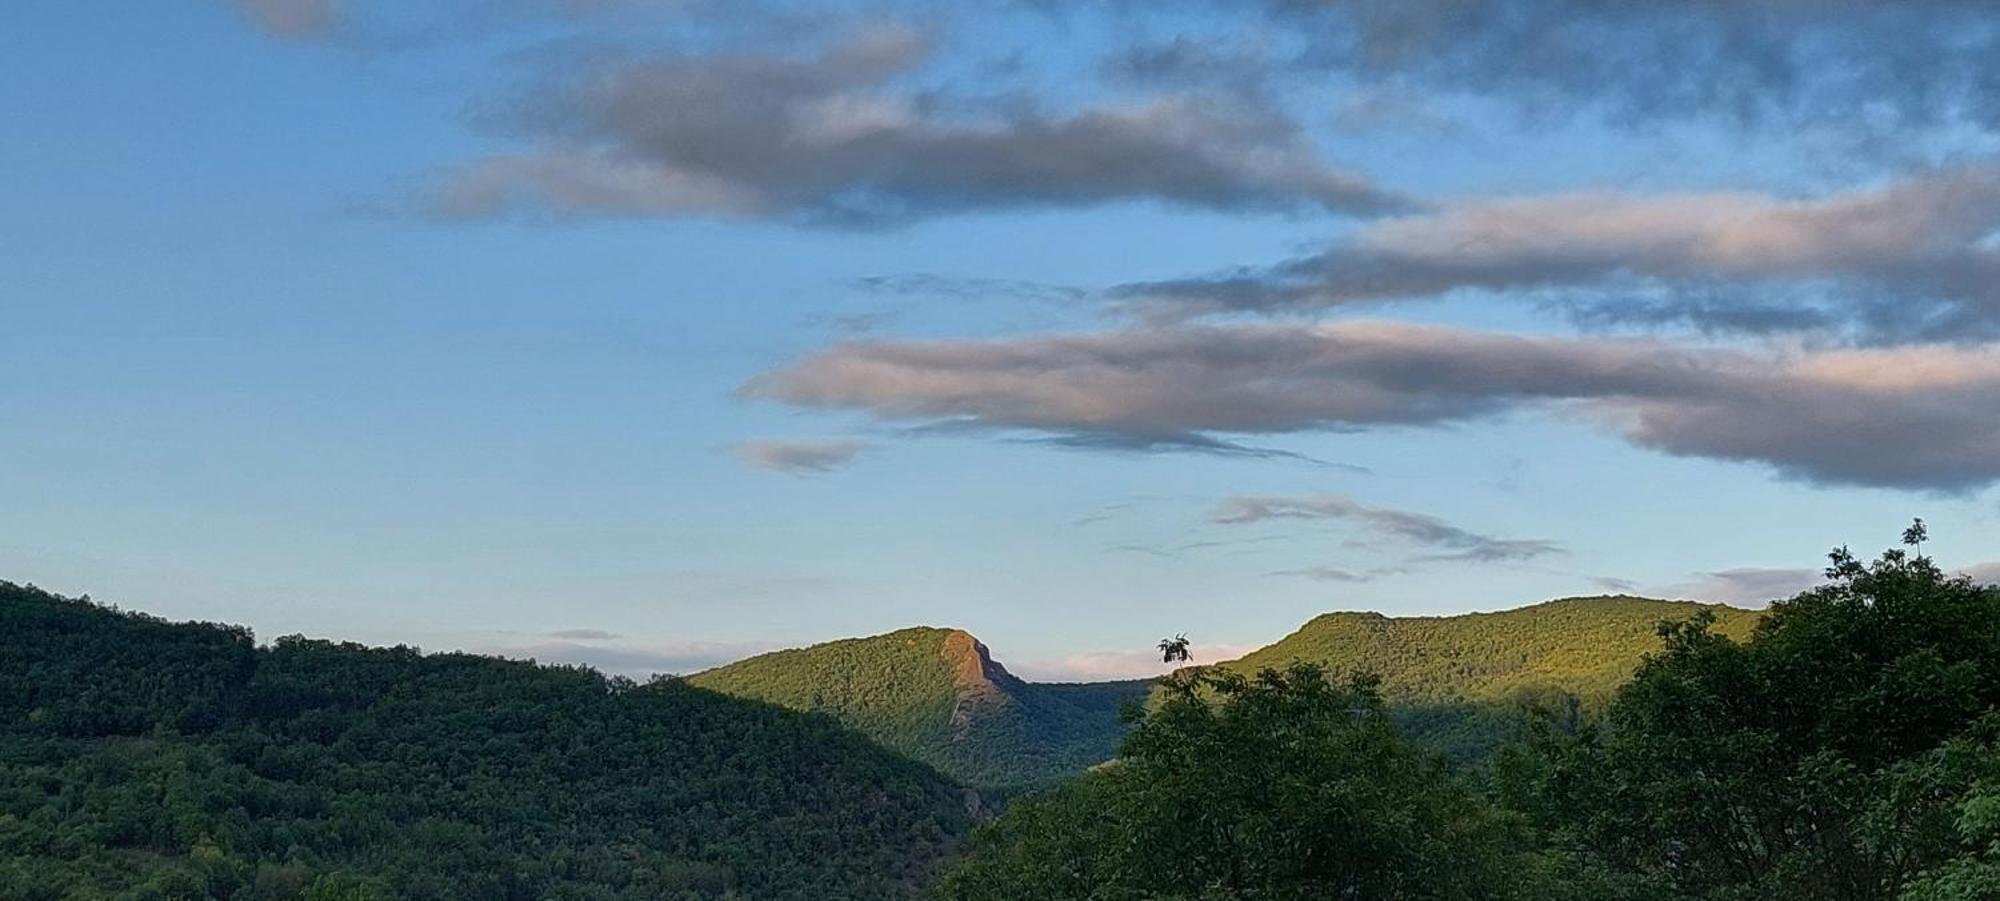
[1203,595,1764,761]
[689,598,1767,785]
[689,627,1151,790]
[0,582,973,900]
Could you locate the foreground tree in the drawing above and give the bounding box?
[1901,725,2000,901]
[937,664,1570,900]
[1501,531,2000,900]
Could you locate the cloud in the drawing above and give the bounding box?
[1214,494,1562,563]
[546,628,621,640]
[1269,565,1406,583]
[743,320,2000,491]
[1641,560,2000,602]
[1957,561,2000,585]
[1070,502,1134,527]
[426,28,1405,226]
[734,439,868,474]
[1652,567,1826,605]
[479,639,778,677]
[231,0,339,37]
[1114,1,2000,141]
[1109,534,1294,559]
[810,311,899,334]
[849,273,1086,306]
[1112,163,2000,340]
[1011,643,1260,682]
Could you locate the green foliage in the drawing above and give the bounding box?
[0,582,973,900]
[1900,724,2000,901]
[12,526,1994,900]
[1502,544,2000,900]
[936,664,1566,900]
[1207,596,1763,763]
[689,628,1150,789]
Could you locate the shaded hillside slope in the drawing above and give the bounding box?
[689,628,1151,789]
[1207,595,1763,761]
[0,582,973,900]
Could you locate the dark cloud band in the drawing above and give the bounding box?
[1112,163,2000,341]
[427,28,1404,226]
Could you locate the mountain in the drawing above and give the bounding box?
[689,598,1766,785]
[1204,595,1764,761]
[688,628,1152,790]
[0,582,973,900]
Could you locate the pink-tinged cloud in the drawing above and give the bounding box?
[746,321,2000,491]
[1011,644,1261,682]
[734,439,869,474]
[1113,163,2000,340]
[476,638,782,677]
[1650,567,1826,606]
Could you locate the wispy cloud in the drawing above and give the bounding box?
[1112,1,2000,142]
[1650,567,1825,605]
[1269,565,1408,583]
[1213,494,1562,563]
[1109,534,1296,559]
[1111,163,2000,341]
[734,439,869,475]
[546,628,621,641]
[1956,561,2000,585]
[849,273,1087,306]
[1070,502,1134,527]
[745,321,2000,491]
[423,27,1404,227]
[1011,643,1260,682]
[230,0,339,38]
[476,639,779,677]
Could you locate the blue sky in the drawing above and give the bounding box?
[7,1,2000,679]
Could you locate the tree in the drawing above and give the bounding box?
[1503,535,2000,900]
[1157,633,1191,664]
[938,663,1562,900]
[1900,719,2000,901]
[0,582,973,900]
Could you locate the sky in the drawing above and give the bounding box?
[7,0,2000,680]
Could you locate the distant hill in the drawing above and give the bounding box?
[688,599,1766,784]
[0,582,973,900]
[689,628,1152,790]
[1205,595,1764,761]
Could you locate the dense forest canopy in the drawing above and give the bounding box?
[0,582,972,900]
[936,664,1565,900]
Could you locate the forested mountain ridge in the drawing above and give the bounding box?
[688,628,1151,790]
[689,598,1767,785]
[1218,595,1763,700]
[1204,595,1764,761]
[0,582,973,900]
